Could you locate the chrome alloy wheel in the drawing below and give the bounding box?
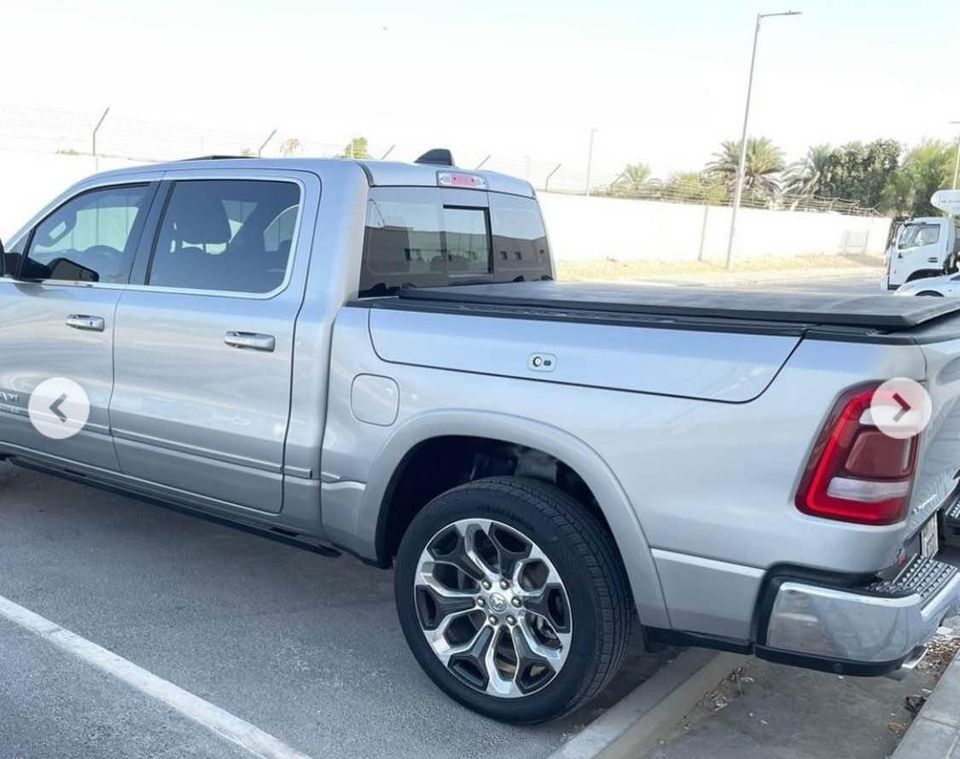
[414,518,572,698]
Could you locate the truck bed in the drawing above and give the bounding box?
[391,281,960,335]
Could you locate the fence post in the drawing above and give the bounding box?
[544,163,562,192]
[697,205,710,262]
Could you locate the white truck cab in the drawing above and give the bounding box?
[885,190,960,290]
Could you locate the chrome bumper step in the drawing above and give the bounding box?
[945,501,960,547]
[867,555,958,602]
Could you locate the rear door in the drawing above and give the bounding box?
[109,170,319,513]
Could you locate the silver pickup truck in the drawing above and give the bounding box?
[1,155,960,724]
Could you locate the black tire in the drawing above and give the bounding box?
[394,476,632,724]
[916,291,944,297]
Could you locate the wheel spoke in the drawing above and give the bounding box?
[426,526,492,584]
[460,523,501,585]
[429,612,487,666]
[484,627,522,697]
[414,581,478,631]
[521,583,571,634]
[487,524,531,578]
[447,623,496,688]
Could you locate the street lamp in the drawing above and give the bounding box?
[724,10,802,269]
[950,121,960,189]
[585,128,598,197]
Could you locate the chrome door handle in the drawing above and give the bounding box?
[224,331,276,352]
[66,314,105,332]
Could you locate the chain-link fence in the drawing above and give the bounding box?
[0,104,880,216]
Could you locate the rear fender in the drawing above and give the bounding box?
[324,409,670,628]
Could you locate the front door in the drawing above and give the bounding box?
[109,173,315,514]
[0,182,156,470]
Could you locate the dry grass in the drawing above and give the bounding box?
[557,252,884,284]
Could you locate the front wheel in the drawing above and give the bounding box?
[394,477,632,723]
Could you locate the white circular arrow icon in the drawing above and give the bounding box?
[28,378,91,440]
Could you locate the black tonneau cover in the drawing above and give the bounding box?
[397,281,960,331]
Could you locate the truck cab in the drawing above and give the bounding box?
[885,189,960,290]
[885,216,960,289]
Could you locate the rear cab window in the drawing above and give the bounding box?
[359,187,551,297]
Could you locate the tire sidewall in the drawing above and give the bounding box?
[394,480,611,724]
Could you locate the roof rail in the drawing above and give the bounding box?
[415,149,455,167]
[178,155,251,161]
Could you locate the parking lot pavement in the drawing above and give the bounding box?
[0,618,246,759]
[0,462,670,759]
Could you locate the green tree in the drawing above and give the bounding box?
[280,137,301,156]
[608,163,658,197]
[883,140,954,217]
[706,137,785,202]
[662,171,728,204]
[339,136,371,159]
[825,139,900,209]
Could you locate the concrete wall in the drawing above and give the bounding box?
[538,192,891,264]
[0,150,891,263]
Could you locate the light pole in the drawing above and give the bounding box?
[724,10,802,269]
[951,121,960,189]
[585,128,598,197]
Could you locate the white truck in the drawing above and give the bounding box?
[885,190,960,290]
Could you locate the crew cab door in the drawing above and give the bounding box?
[109,171,319,513]
[0,180,158,470]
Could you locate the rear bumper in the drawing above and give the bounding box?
[757,556,959,674]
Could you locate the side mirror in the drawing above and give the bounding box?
[0,240,22,279]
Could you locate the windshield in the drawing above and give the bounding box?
[898,223,941,249]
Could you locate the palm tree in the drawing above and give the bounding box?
[610,163,656,196]
[707,137,785,202]
[782,144,834,199]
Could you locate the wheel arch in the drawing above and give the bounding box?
[324,409,669,628]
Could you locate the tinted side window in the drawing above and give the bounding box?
[23,184,150,283]
[148,179,300,294]
[489,193,552,281]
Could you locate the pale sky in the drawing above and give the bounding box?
[2,0,959,180]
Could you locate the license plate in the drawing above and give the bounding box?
[921,516,940,559]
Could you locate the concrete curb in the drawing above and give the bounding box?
[893,651,960,758]
[547,650,746,759]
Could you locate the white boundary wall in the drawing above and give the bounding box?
[1,151,891,263]
[538,192,891,263]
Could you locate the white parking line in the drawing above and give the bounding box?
[0,594,312,759]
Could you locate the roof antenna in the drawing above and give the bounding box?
[415,149,455,167]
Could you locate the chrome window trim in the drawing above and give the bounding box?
[2,170,315,302]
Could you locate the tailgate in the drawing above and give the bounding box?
[911,336,960,533]
[367,307,801,403]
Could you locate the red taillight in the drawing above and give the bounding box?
[795,385,919,525]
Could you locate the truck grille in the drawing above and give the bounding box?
[866,556,957,603]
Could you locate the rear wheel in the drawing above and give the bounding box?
[394,477,631,723]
